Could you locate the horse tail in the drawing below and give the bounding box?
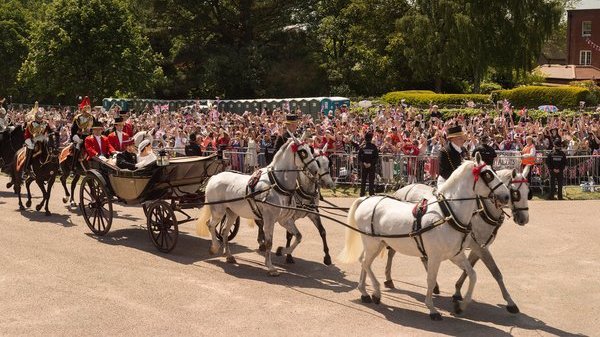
[196,206,212,237]
[337,197,366,264]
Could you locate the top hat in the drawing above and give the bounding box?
[447,125,465,138]
[114,117,124,124]
[91,120,104,129]
[285,113,298,124]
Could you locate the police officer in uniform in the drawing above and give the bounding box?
[358,132,379,196]
[438,125,468,187]
[23,102,53,179]
[546,140,567,200]
[273,112,299,153]
[471,135,497,168]
[70,97,94,171]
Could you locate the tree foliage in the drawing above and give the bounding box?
[0,1,29,97]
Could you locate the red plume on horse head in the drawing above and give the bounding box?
[78,96,91,111]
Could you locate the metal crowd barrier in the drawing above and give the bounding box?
[161,147,600,190]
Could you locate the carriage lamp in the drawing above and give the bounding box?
[157,149,170,166]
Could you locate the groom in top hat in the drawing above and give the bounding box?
[438,125,469,187]
[107,116,130,152]
[273,112,299,153]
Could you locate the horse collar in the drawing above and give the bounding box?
[476,197,504,227]
[437,194,472,234]
[267,168,295,197]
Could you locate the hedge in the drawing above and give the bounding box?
[382,92,490,106]
[491,86,591,109]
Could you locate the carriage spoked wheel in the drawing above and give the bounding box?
[80,175,113,236]
[216,215,240,242]
[146,200,179,253]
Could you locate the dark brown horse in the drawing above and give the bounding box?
[1,125,25,185]
[10,132,60,215]
[59,144,87,207]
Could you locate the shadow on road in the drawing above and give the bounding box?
[18,208,76,227]
[85,227,252,265]
[382,283,585,337]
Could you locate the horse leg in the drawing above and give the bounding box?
[207,207,225,256]
[25,176,34,208]
[310,212,331,265]
[69,175,80,206]
[362,241,384,304]
[420,257,440,295]
[35,178,47,212]
[222,209,238,264]
[425,257,443,320]
[261,214,278,276]
[450,252,477,315]
[276,219,302,258]
[453,249,480,302]
[60,170,70,203]
[16,181,24,210]
[384,247,396,289]
[256,219,266,251]
[44,176,56,216]
[477,246,519,313]
[284,230,294,264]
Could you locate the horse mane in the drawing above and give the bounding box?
[267,138,293,168]
[438,160,475,194]
[496,169,514,185]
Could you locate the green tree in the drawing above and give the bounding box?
[0,1,29,98]
[18,0,163,104]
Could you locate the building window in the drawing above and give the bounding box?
[580,50,592,65]
[582,21,592,37]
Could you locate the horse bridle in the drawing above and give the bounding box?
[474,164,505,198]
[293,143,318,172]
[508,178,529,212]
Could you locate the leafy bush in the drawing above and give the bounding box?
[382,91,490,106]
[396,90,436,94]
[491,86,591,109]
[569,80,600,106]
[478,81,503,94]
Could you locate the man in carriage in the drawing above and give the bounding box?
[107,116,130,152]
[115,138,137,170]
[22,102,53,179]
[84,120,115,161]
[70,96,94,170]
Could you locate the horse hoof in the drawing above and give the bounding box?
[430,313,443,321]
[19,205,25,211]
[226,256,237,264]
[70,202,77,207]
[453,301,464,315]
[275,247,284,256]
[506,304,520,314]
[209,245,220,255]
[372,295,381,305]
[62,197,68,203]
[361,295,372,303]
[268,270,280,277]
[35,204,43,212]
[45,211,51,216]
[433,285,440,295]
[384,280,395,289]
[323,255,332,266]
[452,294,463,302]
[26,200,32,208]
[6,182,13,189]
[258,244,266,252]
[285,255,295,264]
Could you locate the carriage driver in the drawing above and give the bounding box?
[70,96,94,170]
[273,112,299,153]
[438,125,469,188]
[22,102,53,179]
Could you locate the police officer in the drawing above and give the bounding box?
[438,125,468,187]
[546,140,567,200]
[274,112,299,153]
[472,135,497,168]
[358,132,379,196]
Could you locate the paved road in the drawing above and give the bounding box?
[0,175,597,336]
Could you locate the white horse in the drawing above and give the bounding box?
[385,167,530,313]
[196,133,320,276]
[338,154,511,320]
[264,148,336,265]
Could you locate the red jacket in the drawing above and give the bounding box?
[123,122,134,138]
[107,131,130,152]
[85,135,115,159]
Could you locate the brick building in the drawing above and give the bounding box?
[567,8,600,68]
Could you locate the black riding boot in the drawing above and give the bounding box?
[71,146,80,173]
[21,147,33,179]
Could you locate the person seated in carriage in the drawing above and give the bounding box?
[84,120,115,161]
[22,102,53,179]
[70,96,94,170]
[107,116,130,152]
[135,139,157,169]
[115,138,137,170]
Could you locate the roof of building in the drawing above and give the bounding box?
[536,64,600,80]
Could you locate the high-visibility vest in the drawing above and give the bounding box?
[521,144,535,165]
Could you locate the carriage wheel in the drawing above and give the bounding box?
[79,175,113,236]
[216,215,240,242]
[146,201,179,253]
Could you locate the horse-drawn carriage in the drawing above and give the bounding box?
[79,154,239,253]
